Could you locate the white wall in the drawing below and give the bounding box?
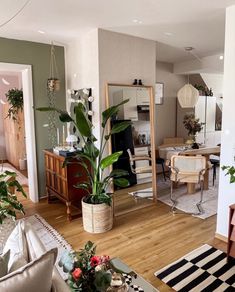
[66,29,101,143]
[156,61,187,145]
[174,54,224,75]
[98,29,156,112]
[66,29,157,144]
[216,5,235,238]
[200,73,223,97]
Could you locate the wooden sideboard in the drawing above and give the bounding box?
[227,204,235,262]
[44,150,88,221]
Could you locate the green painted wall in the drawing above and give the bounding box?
[0,37,66,198]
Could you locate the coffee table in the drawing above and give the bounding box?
[111,258,159,292]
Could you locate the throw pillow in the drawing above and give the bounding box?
[3,222,28,272]
[0,248,58,292]
[0,250,10,278]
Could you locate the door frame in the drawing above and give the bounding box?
[0,62,38,202]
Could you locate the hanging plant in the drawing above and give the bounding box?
[5,88,23,121]
[47,43,60,92]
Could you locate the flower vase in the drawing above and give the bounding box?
[185,135,195,146]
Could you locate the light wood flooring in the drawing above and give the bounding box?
[20,183,226,292]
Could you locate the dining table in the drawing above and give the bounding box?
[179,146,220,193]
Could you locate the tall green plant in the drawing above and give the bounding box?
[37,100,131,205]
[0,171,27,223]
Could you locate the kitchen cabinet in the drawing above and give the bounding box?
[194,96,221,145]
[136,88,149,105]
[113,88,138,121]
[113,87,150,121]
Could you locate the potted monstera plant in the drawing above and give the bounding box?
[37,100,130,233]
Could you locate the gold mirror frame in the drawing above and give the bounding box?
[105,83,157,204]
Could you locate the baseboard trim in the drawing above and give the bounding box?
[215,233,228,243]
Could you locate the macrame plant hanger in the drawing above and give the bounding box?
[47,42,60,147]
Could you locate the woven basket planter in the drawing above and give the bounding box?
[82,198,113,233]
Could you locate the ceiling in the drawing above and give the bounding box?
[1,0,235,62]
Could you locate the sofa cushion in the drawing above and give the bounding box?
[3,222,28,273]
[0,248,57,292]
[0,250,10,278]
[23,221,46,260]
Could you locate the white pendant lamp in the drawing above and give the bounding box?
[177,83,199,108]
[177,47,200,108]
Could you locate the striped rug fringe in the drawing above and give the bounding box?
[155,244,235,291]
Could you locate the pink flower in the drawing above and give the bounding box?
[72,268,82,280]
[90,256,101,267]
[101,255,110,264]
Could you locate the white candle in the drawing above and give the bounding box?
[57,128,59,146]
[62,125,65,145]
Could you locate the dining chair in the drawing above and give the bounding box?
[210,151,220,186]
[155,149,167,180]
[127,149,153,199]
[169,155,207,215]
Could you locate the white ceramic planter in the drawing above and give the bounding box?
[82,198,113,233]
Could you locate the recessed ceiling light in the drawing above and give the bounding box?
[2,78,10,85]
[164,32,173,36]
[0,99,6,105]
[219,55,224,60]
[38,30,45,34]
[132,19,142,24]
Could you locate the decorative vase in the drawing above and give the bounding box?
[82,197,113,233]
[185,134,196,146]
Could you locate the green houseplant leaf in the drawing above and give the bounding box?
[113,178,130,187]
[111,121,132,134]
[100,151,123,170]
[222,165,235,183]
[0,171,27,223]
[75,103,92,137]
[102,99,129,127]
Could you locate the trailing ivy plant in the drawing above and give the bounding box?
[222,165,235,183]
[37,99,131,206]
[5,88,23,121]
[0,171,27,224]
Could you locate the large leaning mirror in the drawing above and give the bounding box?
[106,83,157,215]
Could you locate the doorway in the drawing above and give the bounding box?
[0,62,38,202]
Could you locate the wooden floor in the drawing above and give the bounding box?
[20,184,226,292]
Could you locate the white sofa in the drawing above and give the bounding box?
[0,221,70,292]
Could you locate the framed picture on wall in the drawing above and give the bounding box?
[155,82,164,104]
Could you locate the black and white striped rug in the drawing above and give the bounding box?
[155,244,235,291]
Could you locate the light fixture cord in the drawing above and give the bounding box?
[0,0,31,29]
[49,42,59,78]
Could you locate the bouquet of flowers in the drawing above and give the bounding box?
[59,241,127,292]
[183,114,203,136]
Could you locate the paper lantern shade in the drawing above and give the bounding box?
[177,84,199,108]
